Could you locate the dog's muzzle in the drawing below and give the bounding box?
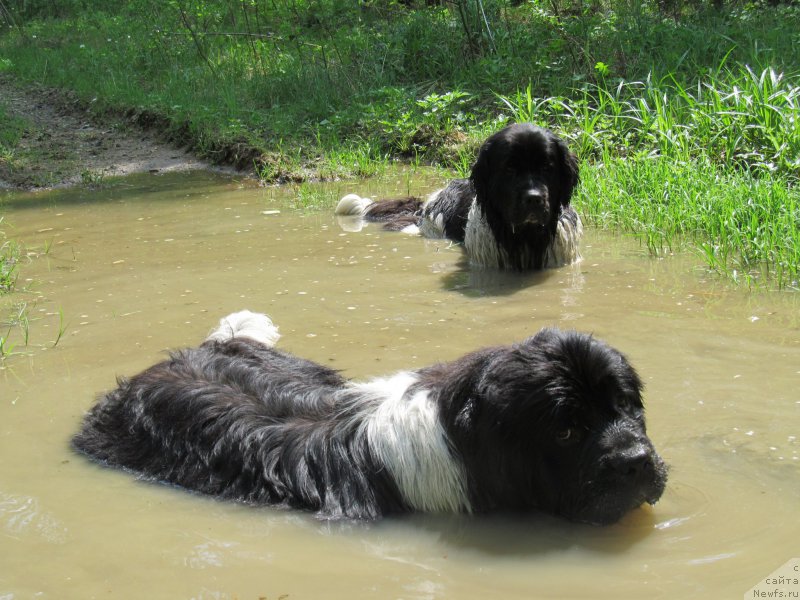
[519,186,551,225]
[571,427,669,525]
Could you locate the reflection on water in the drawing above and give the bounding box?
[1,171,799,599]
[0,491,68,544]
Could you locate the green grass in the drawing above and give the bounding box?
[0,330,15,361]
[0,298,22,364]
[0,299,70,365]
[0,101,26,167]
[497,66,800,178]
[578,157,799,288]
[289,183,342,211]
[0,220,20,363]
[2,1,798,176]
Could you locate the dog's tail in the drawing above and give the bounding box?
[206,311,280,347]
[335,194,423,232]
[335,193,375,217]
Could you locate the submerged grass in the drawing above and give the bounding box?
[0,218,70,364]
[0,218,20,294]
[0,222,22,362]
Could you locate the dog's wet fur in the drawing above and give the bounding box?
[73,311,668,524]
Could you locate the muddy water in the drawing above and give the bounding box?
[1,171,798,599]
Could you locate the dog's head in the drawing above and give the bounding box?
[437,328,667,525]
[470,123,579,233]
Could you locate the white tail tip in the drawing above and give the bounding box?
[335,194,374,216]
[206,311,280,347]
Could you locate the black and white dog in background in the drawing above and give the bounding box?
[336,123,582,271]
[73,311,667,525]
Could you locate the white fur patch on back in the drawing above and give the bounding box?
[418,189,447,239]
[352,372,472,514]
[206,311,280,347]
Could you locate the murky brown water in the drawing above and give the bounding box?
[1,171,798,599]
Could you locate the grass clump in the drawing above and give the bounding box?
[579,157,799,288]
[0,101,26,168]
[498,65,800,179]
[0,225,70,364]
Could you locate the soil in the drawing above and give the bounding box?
[0,76,227,191]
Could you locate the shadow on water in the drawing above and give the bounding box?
[354,507,660,558]
[440,261,558,298]
[336,213,562,298]
[0,170,245,211]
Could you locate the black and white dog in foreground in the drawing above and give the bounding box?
[73,311,667,525]
[335,123,582,271]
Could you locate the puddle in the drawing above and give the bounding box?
[1,171,798,598]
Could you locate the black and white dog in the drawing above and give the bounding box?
[335,123,582,270]
[73,311,667,525]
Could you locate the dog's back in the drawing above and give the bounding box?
[71,310,352,508]
[418,179,473,242]
[335,194,423,232]
[72,339,346,496]
[335,180,474,239]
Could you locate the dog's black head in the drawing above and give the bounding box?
[470,123,579,235]
[435,328,667,525]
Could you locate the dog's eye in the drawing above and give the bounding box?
[555,428,579,445]
[617,396,635,414]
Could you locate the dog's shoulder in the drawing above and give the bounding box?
[420,179,474,242]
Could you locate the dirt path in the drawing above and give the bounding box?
[0,76,219,190]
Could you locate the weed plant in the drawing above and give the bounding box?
[0,239,20,293]
[0,217,71,363]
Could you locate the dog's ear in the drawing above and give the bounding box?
[557,139,580,207]
[469,138,494,201]
[436,346,500,435]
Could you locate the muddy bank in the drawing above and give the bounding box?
[0,76,232,190]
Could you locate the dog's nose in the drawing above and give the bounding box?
[524,189,546,205]
[610,448,653,478]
